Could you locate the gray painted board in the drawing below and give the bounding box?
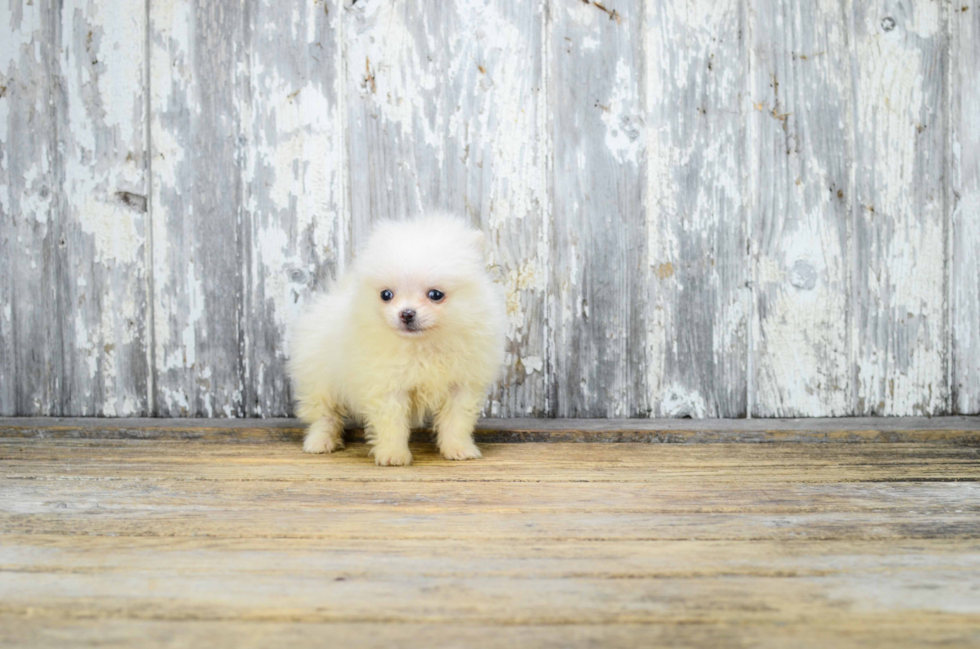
[1,2,62,416]
[646,0,748,417]
[551,0,650,417]
[748,0,852,415]
[1,0,149,416]
[150,0,249,416]
[60,0,150,417]
[951,1,979,415]
[851,0,949,415]
[0,0,975,418]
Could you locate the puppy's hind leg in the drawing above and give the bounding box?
[299,401,345,454]
[435,386,484,461]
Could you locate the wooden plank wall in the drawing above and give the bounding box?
[0,0,976,418]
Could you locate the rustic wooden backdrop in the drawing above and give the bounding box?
[0,0,977,418]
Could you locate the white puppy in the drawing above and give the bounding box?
[288,214,505,466]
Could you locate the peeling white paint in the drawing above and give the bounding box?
[503,259,545,340]
[659,384,707,419]
[347,1,444,161]
[160,387,189,414]
[600,59,643,164]
[19,165,51,225]
[75,197,142,264]
[523,356,543,375]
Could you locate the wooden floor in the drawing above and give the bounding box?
[2,419,980,648]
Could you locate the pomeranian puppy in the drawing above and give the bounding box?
[288,214,505,466]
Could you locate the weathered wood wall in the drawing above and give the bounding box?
[0,0,977,418]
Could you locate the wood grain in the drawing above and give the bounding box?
[149,0,249,417]
[8,477,980,515]
[0,2,63,416]
[748,0,852,416]
[951,1,980,414]
[3,438,979,485]
[2,618,978,649]
[59,0,151,417]
[1,433,979,647]
[851,0,949,415]
[551,0,649,417]
[0,0,149,416]
[645,0,748,418]
[2,547,978,620]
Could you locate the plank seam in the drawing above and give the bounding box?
[844,0,856,416]
[50,4,69,416]
[144,0,156,416]
[944,0,955,414]
[238,3,252,418]
[338,0,351,277]
[742,0,754,419]
[541,0,554,417]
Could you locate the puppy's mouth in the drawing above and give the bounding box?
[398,323,428,336]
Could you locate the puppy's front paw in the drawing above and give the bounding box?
[303,421,344,454]
[371,445,413,466]
[440,442,482,461]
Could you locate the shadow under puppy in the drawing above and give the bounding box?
[288,214,505,466]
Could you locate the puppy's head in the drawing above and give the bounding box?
[352,215,493,339]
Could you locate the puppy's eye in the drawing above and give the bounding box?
[427,289,445,302]
[380,290,393,302]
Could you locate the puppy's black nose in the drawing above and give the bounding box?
[400,309,416,324]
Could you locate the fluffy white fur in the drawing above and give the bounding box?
[288,214,505,466]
